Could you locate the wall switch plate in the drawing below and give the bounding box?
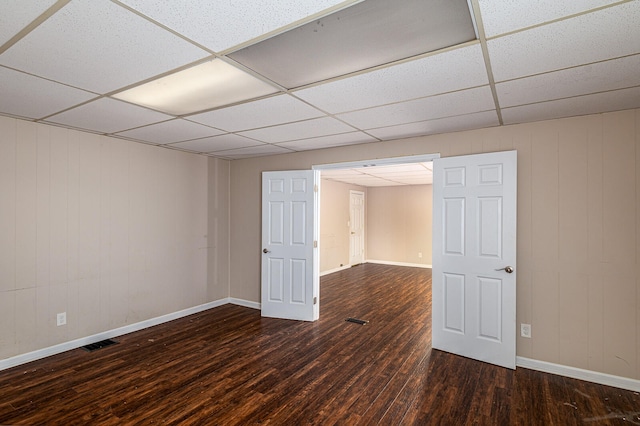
[520,323,531,338]
[418,252,423,258]
[57,312,66,326]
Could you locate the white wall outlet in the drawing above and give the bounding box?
[418,252,423,258]
[56,312,66,326]
[520,323,531,338]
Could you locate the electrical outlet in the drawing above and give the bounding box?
[418,252,423,258]
[520,323,531,338]
[57,312,66,326]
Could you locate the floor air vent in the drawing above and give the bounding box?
[346,317,368,325]
[82,339,119,352]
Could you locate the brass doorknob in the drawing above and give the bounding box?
[495,266,514,274]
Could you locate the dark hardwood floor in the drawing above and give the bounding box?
[1,263,639,425]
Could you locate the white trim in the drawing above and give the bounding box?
[229,298,261,310]
[312,153,441,171]
[366,259,432,269]
[1,299,228,372]
[517,357,640,392]
[320,265,352,276]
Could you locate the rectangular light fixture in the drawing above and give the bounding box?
[113,59,278,115]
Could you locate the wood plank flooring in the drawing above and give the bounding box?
[1,263,639,425]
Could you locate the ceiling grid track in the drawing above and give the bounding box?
[469,0,504,126]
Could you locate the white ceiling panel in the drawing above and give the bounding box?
[238,117,355,143]
[277,131,377,151]
[496,54,640,108]
[392,176,433,185]
[119,0,354,53]
[478,0,622,38]
[321,169,366,179]
[367,110,499,140]
[45,98,171,134]
[115,119,224,145]
[294,44,488,114]
[337,86,495,129]
[0,0,57,46]
[0,66,96,119]
[0,0,209,93]
[187,95,324,132]
[332,175,403,186]
[169,134,262,153]
[488,1,640,82]
[213,144,293,160]
[363,163,431,174]
[502,86,640,125]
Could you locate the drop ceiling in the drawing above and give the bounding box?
[0,0,639,162]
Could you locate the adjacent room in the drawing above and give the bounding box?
[1,0,640,423]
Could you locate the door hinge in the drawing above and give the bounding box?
[313,297,317,305]
[313,240,318,248]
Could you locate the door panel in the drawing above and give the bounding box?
[349,190,365,265]
[433,150,517,369]
[262,170,319,321]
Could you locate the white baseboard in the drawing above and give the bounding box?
[0,299,229,372]
[320,265,352,276]
[366,259,432,269]
[229,298,260,310]
[517,356,640,392]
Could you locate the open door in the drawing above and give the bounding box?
[349,190,365,265]
[261,170,319,321]
[432,151,517,369]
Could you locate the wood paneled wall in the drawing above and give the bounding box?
[0,117,210,360]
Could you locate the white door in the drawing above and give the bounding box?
[432,151,517,369]
[261,170,319,321]
[349,190,365,265]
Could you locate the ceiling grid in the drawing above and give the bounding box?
[0,0,637,163]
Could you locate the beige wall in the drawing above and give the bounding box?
[207,157,230,300]
[0,117,211,360]
[320,179,367,272]
[230,108,640,380]
[367,185,432,265]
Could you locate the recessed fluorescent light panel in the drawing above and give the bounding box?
[228,0,477,89]
[113,59,278,115]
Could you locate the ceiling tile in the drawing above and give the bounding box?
[277,131,377,151]
[478,0,621,38]
[392,176,433,185]
[0,0,208,93]
[119,0,352,52]
[212,144,293,160]
[321,169,366,179]
[337,86,495,129]
[169,134,262,153]
[0,66,95,119]
[45,98,171,134]
[0,0,57,45]
[367,110,499,140]
[488,2,640,82]
[238,117,355,143]
[294,44,488,113]
[115,119,224,144]
[502,87,640,124]
[502,86,640,124]
[496,54,640,108]
[228,0,475,88]
[187,95,324,132]
[364,163,431,175]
